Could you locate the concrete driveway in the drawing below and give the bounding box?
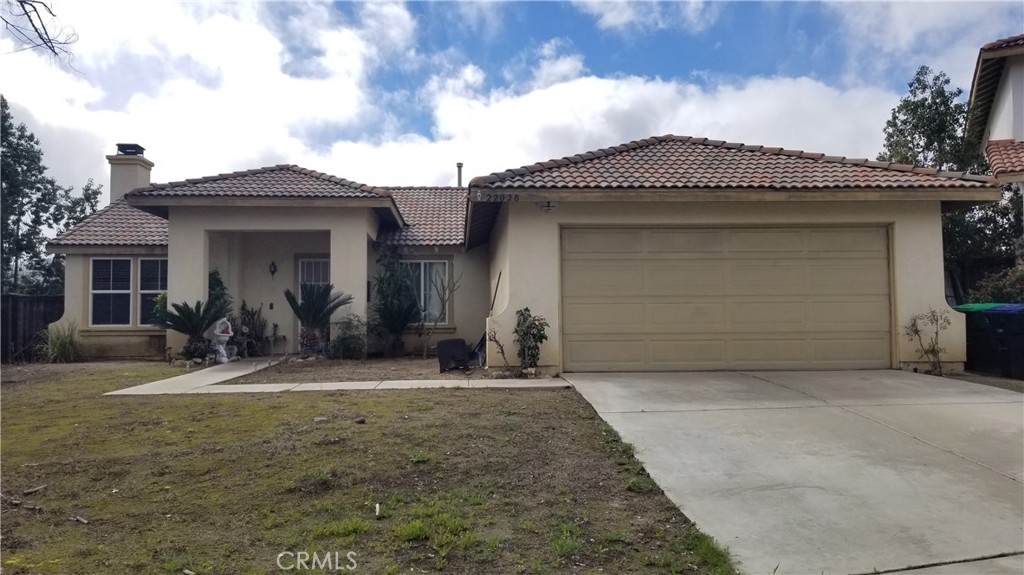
[565,370,1024,575]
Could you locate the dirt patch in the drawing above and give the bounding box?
[1,362,736,574]
[226,356,512,385]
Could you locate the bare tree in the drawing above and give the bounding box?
[2,0,77,59]
[420,270,462,358]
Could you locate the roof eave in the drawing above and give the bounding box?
[46,243,169,256]
[466,186,1001,202]
[124,195,405,226]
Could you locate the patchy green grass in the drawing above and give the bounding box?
[1,361,736,574]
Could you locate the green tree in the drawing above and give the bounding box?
[1,95,100,294]
[877,66,1022,300]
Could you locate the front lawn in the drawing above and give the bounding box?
[1,362,735,575]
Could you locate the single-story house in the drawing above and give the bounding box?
[48,133,1000,373]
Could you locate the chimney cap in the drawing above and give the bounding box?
[116,143,145,156]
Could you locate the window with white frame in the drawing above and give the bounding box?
[139,259,168,325]
[299,258,330,288]
[403,260,449,324]
[91,258,132,326]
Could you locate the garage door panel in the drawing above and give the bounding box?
[727,230,805,252]
[647,230,724,253]
[561,226,892,371]
[808,228,888,253]
[809,263,889,293]
[729,265,806,294]
[563,265,642,296]
[649,340,726,363]
[647,303,724,328]
[810,301,890,331]
[563,230,643,253]
[645,264,725,295]
[563,303,645,330]
[564,340,645,365]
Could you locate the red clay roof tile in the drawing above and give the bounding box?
[127,164,383,199]
[377,187,466,246]
[48,200,168,248]
[986,140,1024,179]
[470,135,993,190]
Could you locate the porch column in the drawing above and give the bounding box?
[166,214,209,352]
[330,214,368,321]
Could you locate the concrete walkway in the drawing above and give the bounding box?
[105,358,566,395]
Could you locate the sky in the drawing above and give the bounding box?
[1,0,1021,207]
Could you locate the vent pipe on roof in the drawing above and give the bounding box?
[456,162,463,187]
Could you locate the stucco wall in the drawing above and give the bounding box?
[485,200,964,373]
[166,206,376,353]
[987,54,1024,142]
[51,252,168,358]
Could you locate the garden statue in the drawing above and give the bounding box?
[209,317,233,364]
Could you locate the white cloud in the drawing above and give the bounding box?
[571,0,719,33]
[829,2,1023,91]
[3,0,926,205]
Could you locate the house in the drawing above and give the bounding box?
[967,33,1024,189]
[49,134,999,372]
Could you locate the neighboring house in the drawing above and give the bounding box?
[49,135,999,372]
[967,33,1024,188]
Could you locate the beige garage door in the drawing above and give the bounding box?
[561,227,892,371]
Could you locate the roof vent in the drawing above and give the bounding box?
[116,143,145,156]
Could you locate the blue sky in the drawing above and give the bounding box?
[1,1,1021,204]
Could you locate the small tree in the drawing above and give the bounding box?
[420,270,462,358]
[513,307,549,372]
[372,247,420,357]
[902,308,952,375]
[283,283,353,355]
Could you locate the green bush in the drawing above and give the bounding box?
[968,266,1024,303]
[327,314,368,360]
[513,307,549,369]
[283,283,353,355]
[371,247,420,357]
[152,298,231,359]
[39,321,85,363]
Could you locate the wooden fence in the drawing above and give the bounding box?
[1,294,64,363]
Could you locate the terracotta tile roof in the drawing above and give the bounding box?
[378,187,466,246]
[48,200,168,248]
[127,164,385,198]
[470,135,993,190]
[981,34,1024,52]
[986,140,1024,179]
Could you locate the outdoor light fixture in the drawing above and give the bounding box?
[269,261,277,277]
[537,201,558,213]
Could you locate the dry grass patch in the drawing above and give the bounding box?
[1,361,735,574]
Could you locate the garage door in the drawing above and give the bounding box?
[561,227,891,371]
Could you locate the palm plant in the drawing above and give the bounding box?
[372,248,421,357]
[152,298,231,359]
[283,283,353,355]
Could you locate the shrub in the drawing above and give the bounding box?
[327,314,368,360]
[902,308,951,375]
[283,283,353,355]
[152,298,231,359]
[39,321,85,363]
[968,266,1024,303]
[237,301,268,357]
[513,307,549,369]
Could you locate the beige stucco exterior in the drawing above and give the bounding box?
[164,205,377,352]
[52,250,169,358]
[484,199,965,374]
[985,54,1024,143]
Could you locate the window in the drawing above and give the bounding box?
[91,259,131,326]
[403,260,449,323]
[139,259,168,325]
[299,258,330,288]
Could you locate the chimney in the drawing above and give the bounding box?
[456,162,463,187]
[106,143,154,203]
